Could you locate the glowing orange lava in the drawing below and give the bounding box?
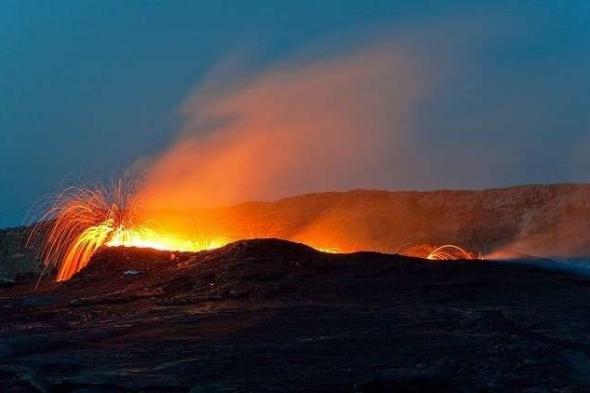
[106,226,228,253]
[28,180,229,281]
[314,246,341,253]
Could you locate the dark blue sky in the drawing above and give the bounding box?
[2,1,590,227]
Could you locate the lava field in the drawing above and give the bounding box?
[1,239,590,392]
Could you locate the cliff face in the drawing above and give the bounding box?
[177,183,590,257]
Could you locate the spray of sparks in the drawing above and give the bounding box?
[399,243,476,261]
[28,179,227,281]
[426,244,475,260]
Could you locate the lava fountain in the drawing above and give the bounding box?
[28,179,228,281]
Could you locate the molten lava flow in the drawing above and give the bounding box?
[106,226,228,253]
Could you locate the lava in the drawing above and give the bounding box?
[106,226,228,254]
[29,178,478,282]
[28,179,229,281]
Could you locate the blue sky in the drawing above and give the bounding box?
[1,1,590,227]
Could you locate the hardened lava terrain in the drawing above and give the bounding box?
[2,239,590,392]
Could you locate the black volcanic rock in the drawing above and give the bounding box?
[1,239,590,391]
[0,226,40,280]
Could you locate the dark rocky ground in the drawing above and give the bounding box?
[1,239,590,392]
[0,226,39,281]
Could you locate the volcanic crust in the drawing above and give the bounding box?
[1,239,590,392]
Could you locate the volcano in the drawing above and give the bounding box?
[3,184,590,391]
[1,239,590,392]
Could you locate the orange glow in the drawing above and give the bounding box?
[29,180,232,281]
[26,40,455,282]
[56,223,229,281]
[29,179,347,281]
[106,225,228,253]
[30,178,479,282]
[314,246,341,253]
[135,42,426,214]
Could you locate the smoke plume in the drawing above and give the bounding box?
[137,40,433,212]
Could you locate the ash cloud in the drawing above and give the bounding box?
[136,39,435,211]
